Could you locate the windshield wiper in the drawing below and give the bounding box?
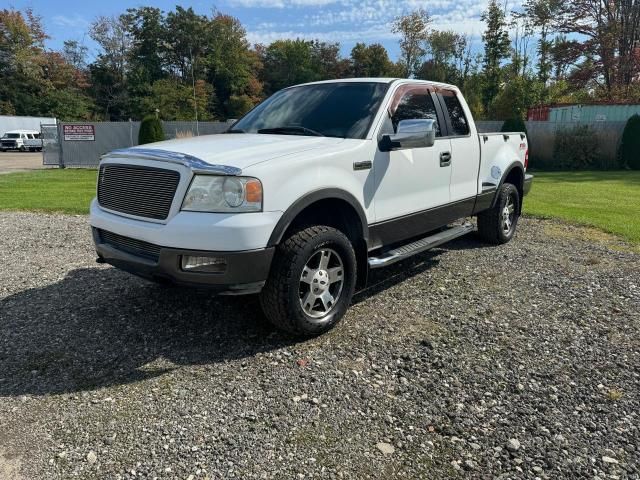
[257,126,325,137]
[226,128,246,133]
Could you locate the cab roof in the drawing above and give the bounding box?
[293,77,459,91]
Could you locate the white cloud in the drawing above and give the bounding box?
[243,0,492,49]
[52,14,90,29]
[230,0,342,7]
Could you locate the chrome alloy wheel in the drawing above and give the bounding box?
[502,193,516,234]
[299,248,344,319]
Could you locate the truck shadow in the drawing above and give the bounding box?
[0,237,477,397]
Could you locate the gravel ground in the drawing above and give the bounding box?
[0,212,639,479]
[0,152,44,174]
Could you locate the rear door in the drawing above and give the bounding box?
[437,89,480,202]
[372,84,451,222]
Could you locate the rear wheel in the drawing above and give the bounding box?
[259,225,357,336]
[477,183,520,244]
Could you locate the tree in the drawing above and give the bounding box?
[350,43,398,77]
[0,8,95,119]
[163,7,205,80]
[259,39,318,93]
[310,41,350,79]
[557,0,640,97]
[0,8,48,115]
[481,0,511,118]
[205,13,261,117]
[62,40,88,70]
[391,8,431,78]
[519,0,562,86]
[492,75,544,120]
[138,114,165,144]
[141,79,213,121]
[418,30,468,83]
[89,15,132,119]
[121,7,165,85]
[226,94,254,118]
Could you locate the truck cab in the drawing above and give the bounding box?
[91,78,532,336]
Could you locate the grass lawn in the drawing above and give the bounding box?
[524,171,640,244]
[0,169,97,215]
[1,168,639,245]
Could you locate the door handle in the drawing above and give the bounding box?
[440,151,452,167]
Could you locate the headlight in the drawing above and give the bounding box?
[182,175,262,213]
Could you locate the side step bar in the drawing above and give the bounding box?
[368,223,475,269]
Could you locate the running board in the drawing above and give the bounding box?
[368,223,475,269]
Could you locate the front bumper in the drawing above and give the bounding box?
[524,174,533,196]
[93,228,274,294]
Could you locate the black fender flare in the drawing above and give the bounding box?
[267,188,369,247]
[491,161,525,210]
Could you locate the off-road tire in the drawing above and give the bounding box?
[259,225,357,336]
[477,183,520,245]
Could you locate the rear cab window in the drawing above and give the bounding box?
[440,90,470,136]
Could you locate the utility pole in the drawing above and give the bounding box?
[190,46,200,136]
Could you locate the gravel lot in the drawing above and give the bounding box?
[1,212,639,479]
[0,152,44,174]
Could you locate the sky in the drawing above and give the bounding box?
[6,0,497,61]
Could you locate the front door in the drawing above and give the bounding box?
[372,85,451,222]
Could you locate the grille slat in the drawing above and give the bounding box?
[98,229,162,261]
[98,164,180,220]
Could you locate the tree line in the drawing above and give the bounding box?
[1,1,639,123]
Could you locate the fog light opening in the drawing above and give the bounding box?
[181,255,227,273]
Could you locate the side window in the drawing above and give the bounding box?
[27,134,33,139]
[391,90,441,137]
[442,91,470,136]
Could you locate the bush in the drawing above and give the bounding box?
[620,114,640,170]
[138,115,165,145]
[501,118,527,135]
[553,125,601,169]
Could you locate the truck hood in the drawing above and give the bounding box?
[121,134,345,170]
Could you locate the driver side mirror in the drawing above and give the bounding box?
[379,119,436,152]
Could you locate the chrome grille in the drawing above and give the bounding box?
[98,164,180,220]
[98,229,161,261]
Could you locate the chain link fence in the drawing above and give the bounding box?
[44,120,234,167]
[477,120,626,169]
[41,124,61,167]
[43,119,626,169]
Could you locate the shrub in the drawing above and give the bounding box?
[501,118,527,135]
[138,115,165,145]
[553,125,601,170]
[620,114,640,170]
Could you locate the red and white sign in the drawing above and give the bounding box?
[63,124,95,141]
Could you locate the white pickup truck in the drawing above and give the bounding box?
[91,78,532,336]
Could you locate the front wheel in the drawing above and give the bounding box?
[259,226,357,336]
[477,183,520,244]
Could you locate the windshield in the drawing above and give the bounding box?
[3,133,20,139]
[231,82,389,139]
